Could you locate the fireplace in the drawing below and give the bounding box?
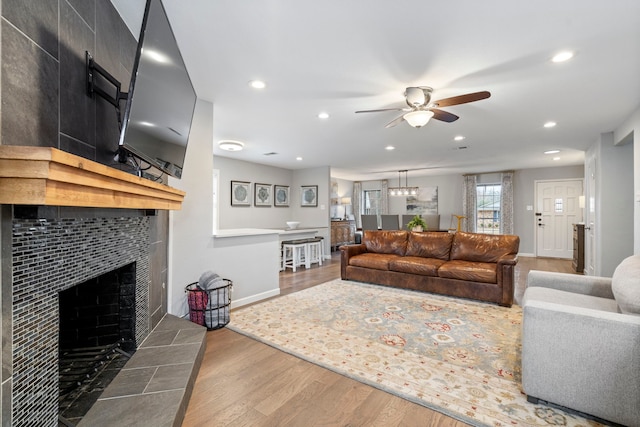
[5,208,159,426]
[59,263,137,353]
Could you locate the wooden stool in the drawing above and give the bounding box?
[282,239,307,272]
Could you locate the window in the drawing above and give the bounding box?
[476,184,501,234]
[363,190,381,221]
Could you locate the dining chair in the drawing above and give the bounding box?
[380,214,400,230]
[360,215,379,230]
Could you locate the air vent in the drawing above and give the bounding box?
[263,152,278,156]
[452,146,468,150]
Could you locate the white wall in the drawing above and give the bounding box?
[614,106,640,254]
[292,166,331,228]
[168,99,215,316]
[586,132,634,276]
[215,158,331,231]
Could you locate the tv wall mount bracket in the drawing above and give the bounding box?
[85,51,128,107]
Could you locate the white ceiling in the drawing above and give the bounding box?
[111,0,640,181]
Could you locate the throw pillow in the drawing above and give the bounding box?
[612,255,640,315]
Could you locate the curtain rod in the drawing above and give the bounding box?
[463,170,514,177]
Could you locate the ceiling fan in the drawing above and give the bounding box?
[356,86,491,128]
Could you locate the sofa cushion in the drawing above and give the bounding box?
[349,253,400,271]
[437,260,497,284]
[450,232,519,263]
[389,256,445,276]
[405,231,454,260]
[611,254,640,315]
[363,230,408,256]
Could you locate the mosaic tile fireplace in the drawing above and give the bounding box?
[6,208,156,426]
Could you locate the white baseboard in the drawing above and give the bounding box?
[231,288,280,309]
[517,252,536,257]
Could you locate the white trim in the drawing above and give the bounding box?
[231,288,281,309]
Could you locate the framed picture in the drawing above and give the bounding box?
[254,183,271,207]
[231,180,250,206]
[301,185,318,207]
[274,185,290,207]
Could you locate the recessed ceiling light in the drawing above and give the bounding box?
[544,121,557,128]
[385,145,395,151]
[544,150,560,154]
[552,51,574,63]
[296,156,303,161]
[318,112,329,119]
[139,121,155,127]
[454,135,465,141]
[218,140,244,151]
[553,157,561,161]
[249,80,266,89]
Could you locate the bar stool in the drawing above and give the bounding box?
[305,237,323,267]
[282,239,307,272]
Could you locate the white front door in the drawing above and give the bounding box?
[535,179,584,258]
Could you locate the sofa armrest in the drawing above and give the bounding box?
[340,244,366,278]
[494,254,518,307]
[526,270,614,299]
[497,254,518,266]
[522,299,640,425]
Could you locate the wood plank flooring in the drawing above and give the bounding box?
[182,253,574,427]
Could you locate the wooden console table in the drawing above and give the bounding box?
[331,220,356,250]
[572,223,585,273]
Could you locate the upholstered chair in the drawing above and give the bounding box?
[521,255,640,426]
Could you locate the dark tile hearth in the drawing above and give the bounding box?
[59,351,130,425]
[76,314,206,427]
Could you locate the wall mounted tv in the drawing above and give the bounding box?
[118,0,196,179]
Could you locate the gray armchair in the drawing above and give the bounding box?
[521,255,640,426]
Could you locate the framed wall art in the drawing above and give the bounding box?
[254,183,272,207]
[231,180,250,206]
[301,185,318,207]
[274,185,290,207]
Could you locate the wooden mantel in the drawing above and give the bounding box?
[0,146,185,210]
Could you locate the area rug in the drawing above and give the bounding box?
[228,279,602,426]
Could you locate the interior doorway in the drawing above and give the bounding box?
[535,179,584,258]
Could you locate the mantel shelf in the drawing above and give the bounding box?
[0,146,185,210]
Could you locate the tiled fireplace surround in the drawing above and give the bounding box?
[2,206,161,425]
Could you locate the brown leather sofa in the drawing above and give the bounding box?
[340,230,520,306]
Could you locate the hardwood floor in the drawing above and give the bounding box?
[182,252,574,427]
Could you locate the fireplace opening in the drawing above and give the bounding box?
[58,263,137,423]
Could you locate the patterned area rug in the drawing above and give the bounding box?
[228,280,602,426]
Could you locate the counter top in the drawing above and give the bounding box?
[213,227,327,238]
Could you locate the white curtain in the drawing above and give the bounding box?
[500,171,514,234]
[462,175,477,232]
[352,181,362,228]
[380,179,389,214]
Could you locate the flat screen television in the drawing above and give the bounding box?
[118,0,196,179]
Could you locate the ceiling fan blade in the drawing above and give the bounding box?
[355,107,407,113]
[433,91,491,107]
[385,115,405,128]
[430,108,459,123]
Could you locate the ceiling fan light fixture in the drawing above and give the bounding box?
[403,110,434,128]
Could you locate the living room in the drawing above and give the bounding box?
[1,1,639,426]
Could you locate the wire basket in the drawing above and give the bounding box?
[185,279,232,330]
